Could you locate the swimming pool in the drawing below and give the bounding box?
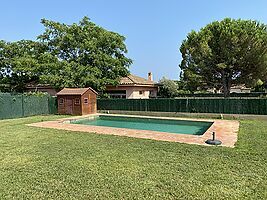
[70,115,213,135]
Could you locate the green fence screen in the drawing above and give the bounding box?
[0,94,57,120]
[97,98,267,115]
[2,95,267,119]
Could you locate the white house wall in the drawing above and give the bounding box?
[106,86,158,99]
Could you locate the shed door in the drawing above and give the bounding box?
[65,97,73,114]
[89,97,96,113]
[86,94,96,113]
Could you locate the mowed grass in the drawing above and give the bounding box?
[0,116,266,199]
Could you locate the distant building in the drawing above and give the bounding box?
[206,84,251,94]
[105,72,159,99]
[25,72,159,98]
[25,83,58,96]
[230,85,251,93]
[206,87,222,94]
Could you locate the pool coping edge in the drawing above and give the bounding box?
[27,113,239,148]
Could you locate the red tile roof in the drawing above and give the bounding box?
[120,74,155,85]
[57,87,98,96]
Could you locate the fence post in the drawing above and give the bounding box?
[21,95,25,117]
[186,98,189,112]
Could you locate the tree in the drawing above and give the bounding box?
[253,79,265,92]
[174,80,191,95]
[158,77,179,98]
[0,17,132,93]
[37,17,132,91]
[180,18,267,97]
[0,40,41,92]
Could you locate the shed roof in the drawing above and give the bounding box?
[57,87,98,96]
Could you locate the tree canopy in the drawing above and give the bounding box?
[0,17,132,92]
[180,18,267,97]
[158,77,179,98]
[0,40,42,92]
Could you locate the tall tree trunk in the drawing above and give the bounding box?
[222,71,231,98]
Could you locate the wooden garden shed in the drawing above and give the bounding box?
[57,88,98,115]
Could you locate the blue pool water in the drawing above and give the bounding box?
[71,115,212,135]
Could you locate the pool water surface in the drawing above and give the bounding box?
[71,115,213,135]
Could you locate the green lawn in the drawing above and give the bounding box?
[0,116,266,199]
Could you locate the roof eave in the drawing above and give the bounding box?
[107,84,158,87]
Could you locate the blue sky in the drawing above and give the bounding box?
[1,0,267,81]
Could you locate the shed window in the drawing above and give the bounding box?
[59,98,64,105]
[139,91,144,95]
[74,98,80,105]
[84,98,88,104]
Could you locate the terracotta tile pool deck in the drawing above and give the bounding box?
[28,114,239,148]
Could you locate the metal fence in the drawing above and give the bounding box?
[0,93,57,120]
[97,98,267,115]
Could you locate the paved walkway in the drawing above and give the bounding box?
[27,114,239,148]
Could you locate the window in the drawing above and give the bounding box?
[74,98,80,105]
[84,98,88,104]
[139,91,144,95]
[59,98,64,105]
[106,90,126,99]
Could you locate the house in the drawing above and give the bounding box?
[206,84,251,94]
[206,87,222,94]
[57,88,98,115]
[25,83,58,96]
[230,85,251,93]
[105,72,159,99]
